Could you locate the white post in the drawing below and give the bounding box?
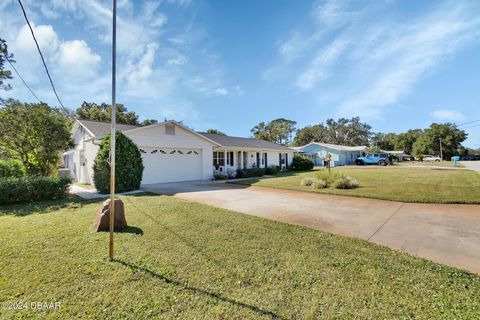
[223,149,227,175]
[109,0,117,261]
[439,138,443,160]
[240,151,244,170]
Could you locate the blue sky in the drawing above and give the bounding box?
[1,0,479,147]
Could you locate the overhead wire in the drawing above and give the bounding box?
[17,0,65,108]
[6,57,42,103]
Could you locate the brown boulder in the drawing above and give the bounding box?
[94,199,127,232]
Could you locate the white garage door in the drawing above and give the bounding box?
[140,147,203,184]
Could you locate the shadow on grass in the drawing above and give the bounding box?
[0,196,104,217]
[114,259,285,319]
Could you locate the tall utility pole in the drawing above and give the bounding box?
[109,0,117,261]
[439,138,443,160]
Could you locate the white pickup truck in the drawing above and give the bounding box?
[422,155,441,162]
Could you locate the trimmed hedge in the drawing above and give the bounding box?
[291,155,314,171]
[93,132,144,194]
[0,159,26,178]
[0,176,71,205]
[236,168,265,178]
[265,165,280,175]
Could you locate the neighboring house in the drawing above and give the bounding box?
[295,142,367,166]
[380,150,411,161]
[63,119,294,185]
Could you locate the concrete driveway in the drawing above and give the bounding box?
[142,181,480,274]
[461,160,480,173]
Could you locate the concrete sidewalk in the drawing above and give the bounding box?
[143,181,480,274]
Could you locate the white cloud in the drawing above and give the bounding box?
[166,54,187,66]
[337,4,480,118]
[431,109,466,122]
[124,42,158,86]
[58,40,101,67]
[234,85,245,96]
[15,23,59,56]
[214,87,229,96]
[295,37,349,90]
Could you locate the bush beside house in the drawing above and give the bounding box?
[93,132,144,194]
[0,159,25,178]
[236,168,265,178]
[0,176,71,205]
[291,155,314,171]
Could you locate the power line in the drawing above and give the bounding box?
[17,0,65,108]
[457,119,480,127]
[461,124,480,130]
[6,57,42,103]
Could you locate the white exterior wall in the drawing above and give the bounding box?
[124,123,215,181]
[70,126,95,183]
[83,140,99,184]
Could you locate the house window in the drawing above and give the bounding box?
[226,151,234,166]
[213,152,225,167]
[165,124,175,135]
[63,155,69,168]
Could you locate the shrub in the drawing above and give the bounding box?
[300,177,315,186]
[0,176,71,205]
[265,165,278,175]
[0,159,26,178]
[236,168,265,178]
[93,132,144,194]
[312,179,329,189]
[291,155,314,171]
[213,174,227,180]
[334,176,359,189]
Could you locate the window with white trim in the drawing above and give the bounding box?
[213,152,225,167]
[226,151,234,166]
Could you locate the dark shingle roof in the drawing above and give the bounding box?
[198,132,294,151]
[77,119,139,139]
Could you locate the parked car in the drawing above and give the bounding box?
[356,153,389,166]
[461,154,480,161]
[422,155,441,162]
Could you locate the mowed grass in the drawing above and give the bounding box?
[230,167,480,203]
[395,161,464,168]
[1,195,480,319]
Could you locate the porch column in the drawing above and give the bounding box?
[240,151,244,170]
[224,149,227,174]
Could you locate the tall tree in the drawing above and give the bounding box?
[370,132,398,150]
[412,123,467,159]
[251,118,297,145]
[0,100,73,176]
[394,129,423,154]
[140,119,158,126]
[293,124,327,146]
[75,101,139,125]
[294,117,371,146]
[206,128,226,135]
[0,38,14,91]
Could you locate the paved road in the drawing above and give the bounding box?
[143,181,480,274]
[460,161,480,173]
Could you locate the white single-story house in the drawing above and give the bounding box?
[294,142,367,167]
[63,119,295,185]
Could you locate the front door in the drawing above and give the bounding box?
[263,153,268,168]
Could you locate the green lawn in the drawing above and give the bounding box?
[1,195,479,319]
[230,167,480,203]
[395,161,464,168]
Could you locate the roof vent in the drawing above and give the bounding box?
[165,123,175,135]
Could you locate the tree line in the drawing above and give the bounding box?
[250,117,469,159]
